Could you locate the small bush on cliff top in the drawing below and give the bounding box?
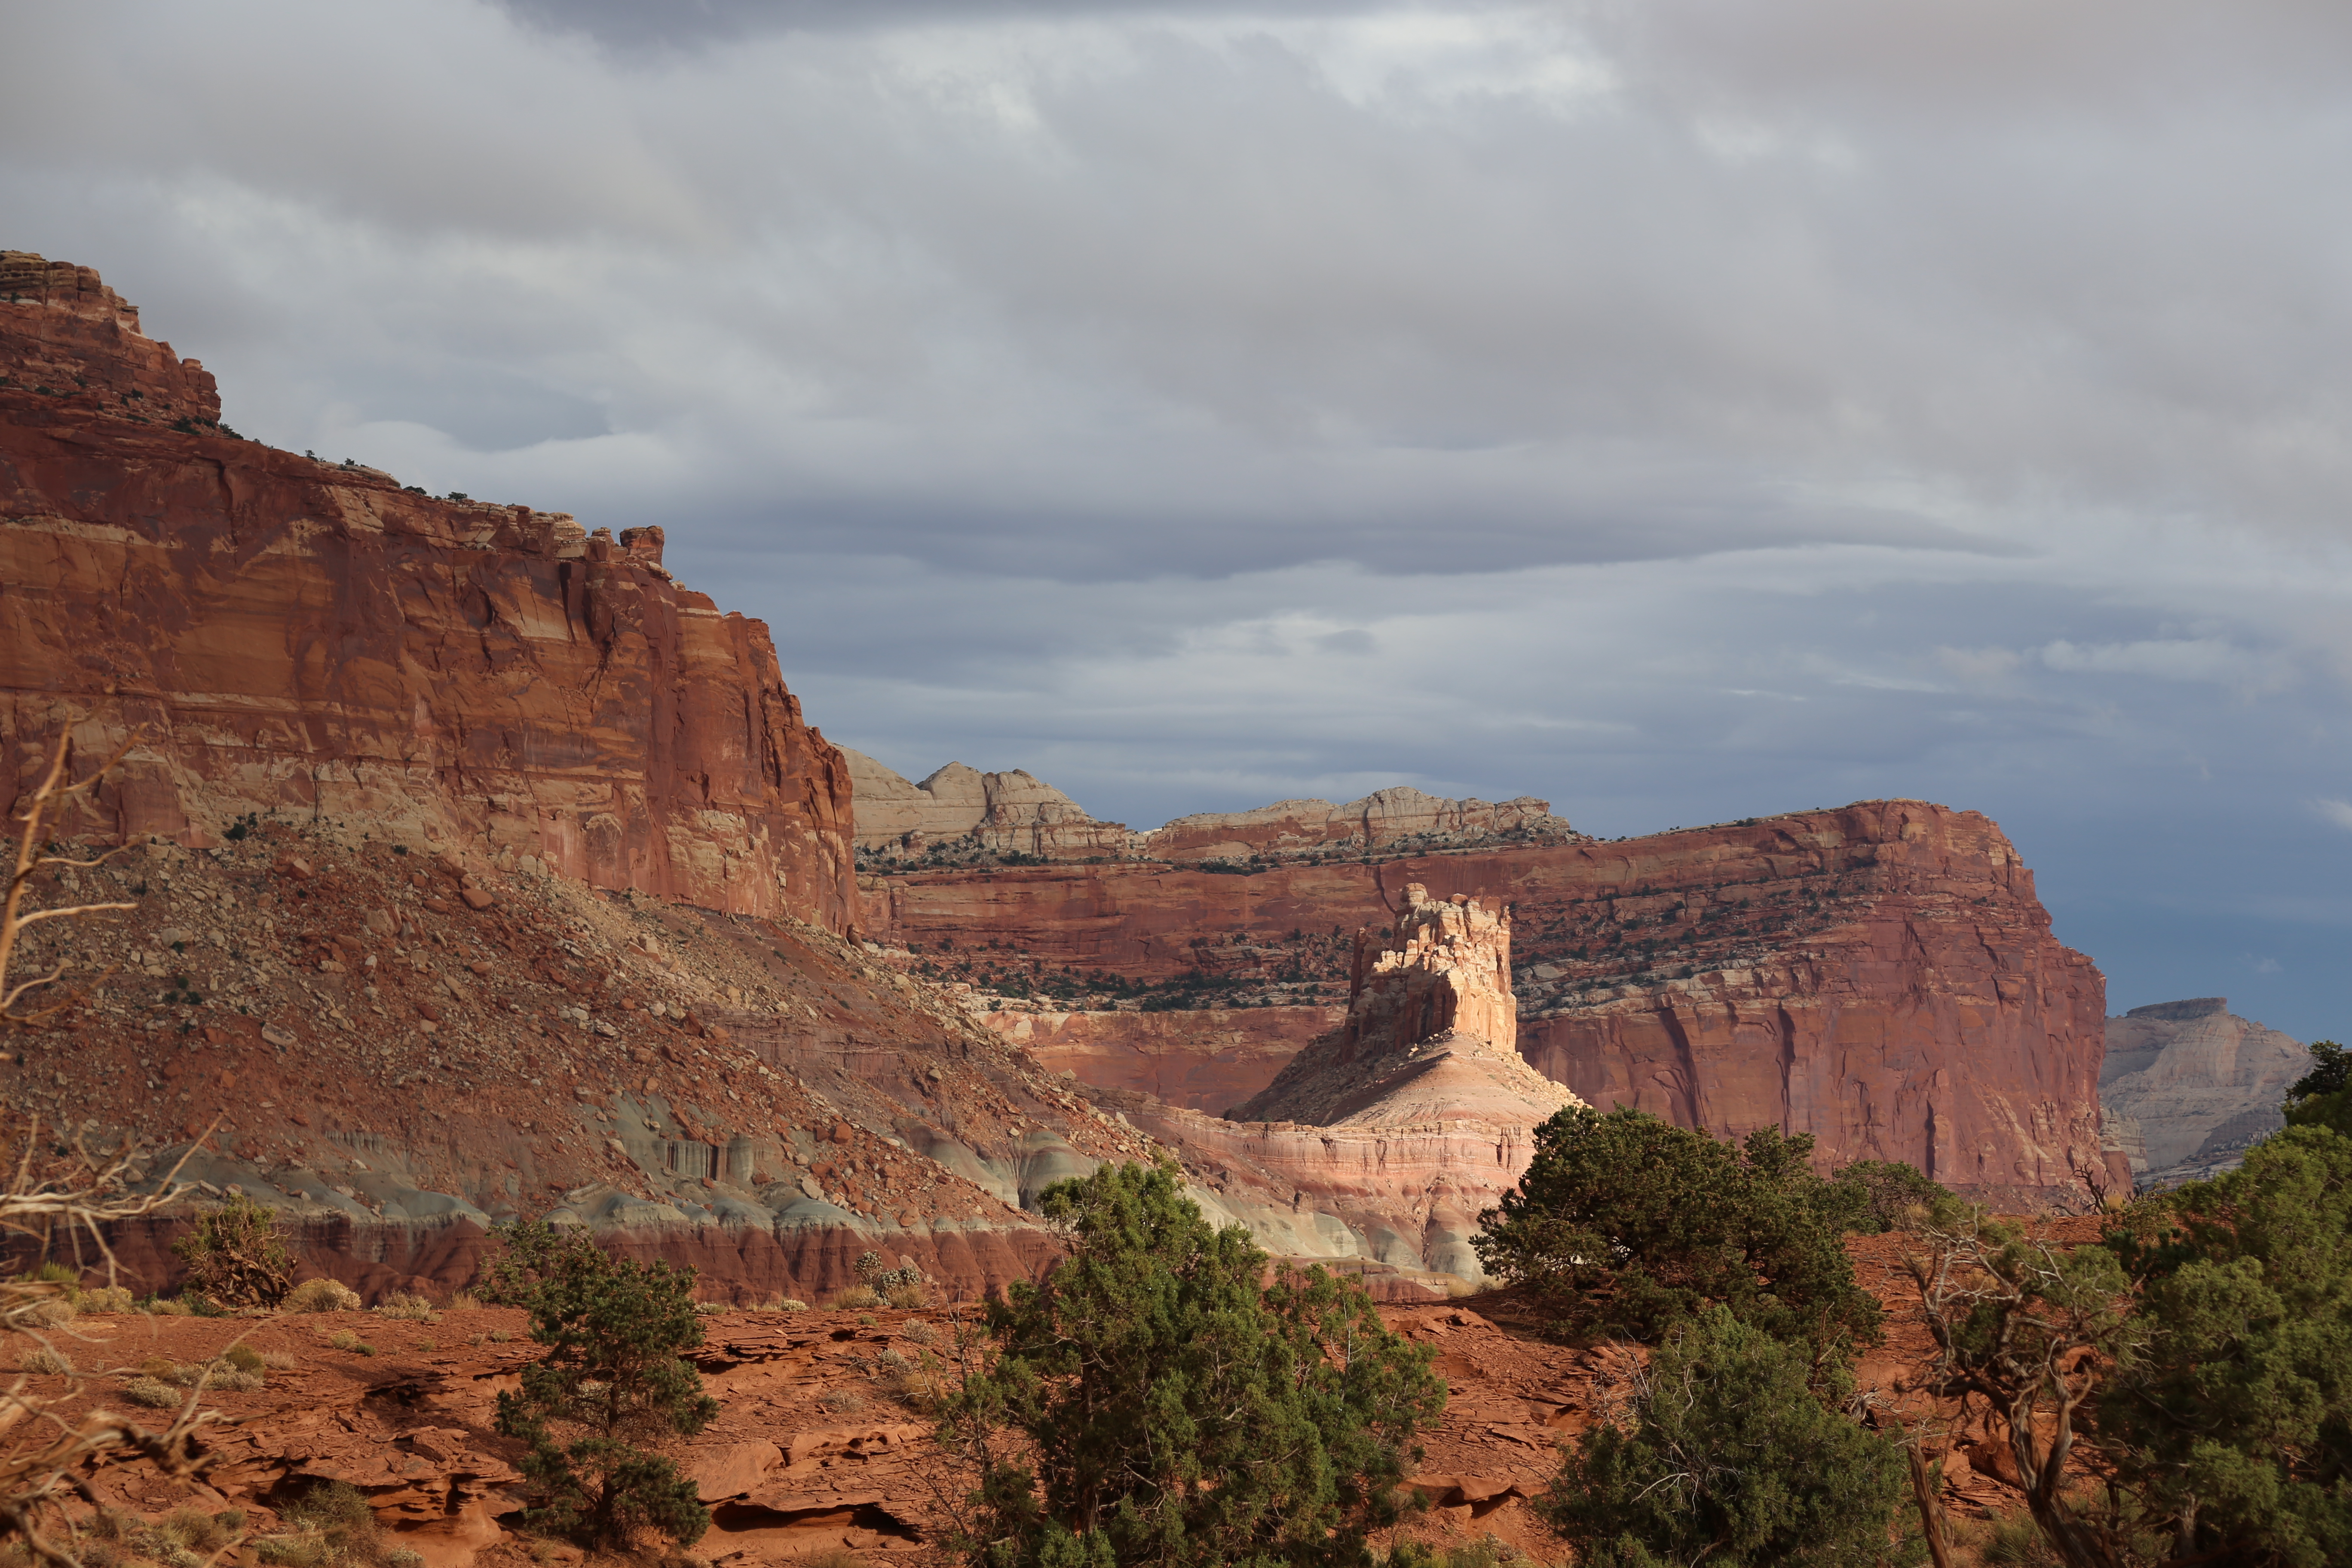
[490,1225,717,1548]
[1472,1107,1882,1356]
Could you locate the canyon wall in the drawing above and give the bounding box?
[0,257,855,930]
[862,801,2119,1206]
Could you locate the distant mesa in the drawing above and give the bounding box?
[839,750,1135,860]
[2101,996,2308,1186]
[844,750,1581,865]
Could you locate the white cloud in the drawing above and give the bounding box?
[2314,799,2352,833]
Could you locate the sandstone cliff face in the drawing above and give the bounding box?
[983,1003,1341,1112]
[861,802,2117,1206]
[2100,997,2307,1184]
[1,257,855,929]
[0,251,221,426]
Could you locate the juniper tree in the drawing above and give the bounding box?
[1538,1306,1916,1568]
[489,1225,718,1548]
[944,1159,1444,1568]
[1473,1106,1882,1355]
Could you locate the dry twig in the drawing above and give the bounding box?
[3,724,141,1030]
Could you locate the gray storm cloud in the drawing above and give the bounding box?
[4,0,2352,1032]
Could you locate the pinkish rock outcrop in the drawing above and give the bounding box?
[2100,997,2309,1185]
[1237,885,1577,1132]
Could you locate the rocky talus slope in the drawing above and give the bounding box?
[6,820,1160,1301]
[862,801,2121,1207]
[2,254,853,930]
[2100,997,2308,1186]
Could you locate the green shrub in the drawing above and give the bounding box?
[944,1158,1444,1568]
[172,1195,295,1308]
[1536,1307,1914,1567]
[2282,1039,2352,1138]
[2098,1124,2352,1565]
[1820,1159,1961,1234]
[490,1230,716,1547]
[1472,1107,1881,1354]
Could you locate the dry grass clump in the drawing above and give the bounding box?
[374,1292,437,1322]
[830,1286,880,1311]
[255,1479,415,1568]
[143,1296,193,1317]
[817,1387,865,1415]
[775,1298,809,1312]
[899,1319,937,1346]
[326,1330,376,1356]
[18,1345,72,1376]
[282,1278,362,1314]
[694,1301,729,1315]
[118,1375,180,1409]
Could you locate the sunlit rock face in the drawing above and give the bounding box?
[0,255,856,930]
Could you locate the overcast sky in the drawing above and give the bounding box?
[9,1,2352,1038]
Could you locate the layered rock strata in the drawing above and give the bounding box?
[2,254,855,928]
[861,802,2119,1206]
[984,1003,1342,1113]
[1148,787,1578,863]
[2100,997,2308,1185]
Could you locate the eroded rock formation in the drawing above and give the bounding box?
[2100,997,2308,1185]
[2,254,854,928]
[1237,885,1575,1131]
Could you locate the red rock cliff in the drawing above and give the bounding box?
[0,256,855,930]
[861,801,2116,1206]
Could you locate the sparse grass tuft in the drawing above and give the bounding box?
[21,1345,72,1376]
[375,1292,436,1322]
[817,1387,865,1415]
[119,1375,179,1408]
[282,1278,361,1314]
